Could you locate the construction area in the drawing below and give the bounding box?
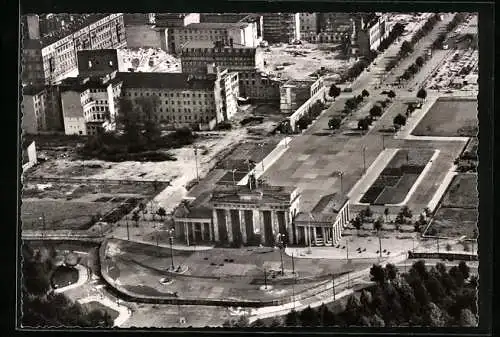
[262,42,355,81]
[117,48,181,73]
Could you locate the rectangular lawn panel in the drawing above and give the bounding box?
[21,200,116,230]
[360,186,384,204]
[412,98,478,137]
[374,174,419,205]
[441,174,478,209]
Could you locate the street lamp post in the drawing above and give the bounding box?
[362,147,366,173]
[346,239,349,261]
[126,216,130,241]
[194,146,200,182]
[332,274,336,300]
[338,171,344,194]
[168,228,175,271]
[264,267,268,290]
[278,233,285,276]
[382,134,385,150]
[259,143,265,172]
[291,252,295,275]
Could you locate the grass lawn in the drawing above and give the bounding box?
[426,207,478,238]
[51,265,79,289]
[21,200,116,230]
[83,301,120,321]
[411,98,478,137]
[440,174,478,208]
[374,174,420,205]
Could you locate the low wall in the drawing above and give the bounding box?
[25,176,170,186]
[288,86,327,132]
[408,251,478,261]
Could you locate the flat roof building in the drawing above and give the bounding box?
[280,78,325,113]
[262,13,301,43]
[22,13,126,85]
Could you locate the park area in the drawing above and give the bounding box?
[425,174,478,239]
[360,149,435,205]
[101,239,377,303]
[411,98,478,137]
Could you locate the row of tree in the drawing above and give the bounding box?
[386,14,441,72]
[350,205,428,234]
[21,244,114,327]
[400,56,426,81]
[432,13,467,50]
[295,101,327,131]
[246,260,477,327]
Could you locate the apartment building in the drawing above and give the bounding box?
[200,13,264,42]
[168,21,259,54]
[280,78,325,113]
[22,13,126,85]
[299,13,319,39]
[354,14,389,56]
[77,49,122,78]
[118,67,239,129]
[180,40,279,102]
[317,13,353,33]
[21,84,64,134]
[180,40,263,74]
[154,13,200,27]
[59,72,123,136]
[262,13,301,43]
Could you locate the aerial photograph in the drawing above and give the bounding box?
[20,12,478,328]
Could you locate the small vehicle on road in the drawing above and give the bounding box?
[343,87,353,92]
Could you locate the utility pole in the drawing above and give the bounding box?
[346,239,349,261]
[264,268,268,290]
[362,146,366,173]
[126,216,130,241]
[194,146,200,182]
[332,274,336,301]
[338,171,344,194]
[291,252,295,275]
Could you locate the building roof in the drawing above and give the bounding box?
[173,191,213,219]
[185,22,249,30]
[22,84,46,96]
[282,79,316,88]
[294,193,348,224]
[210,184,296,205]
[118,72,215,90]
[39,14,110,46]
[180,40,255,50]
[60,74,122,92]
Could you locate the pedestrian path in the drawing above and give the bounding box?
[54,264,89,294]
[78,295,132,327]
[107,234,215,251]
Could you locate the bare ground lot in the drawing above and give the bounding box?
[411,98,478,137]
[21,200,116,230]
[425,174,478,239]
[263,43,354,81]
[103,239,377,302]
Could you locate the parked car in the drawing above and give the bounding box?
[343,87,353,92]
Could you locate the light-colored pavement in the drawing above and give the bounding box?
[54,264,89,294]
[78,295,132,327]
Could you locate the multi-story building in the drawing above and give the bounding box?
[280,78,325,113]
[299,13,319,39]
[118,66,239,129]
[262,13,301,43]
[22,13,126,85]
[180,40,263,74]
[354,13,389,55]
[59,72,123,135]
[174,178,301,246]
[21,84,64,134]
[124,24,167,50]
[154,13,200,27]
[200,13,264,43]
[180,40,280,102]
[168,21,259,54]
[77,49,122,78]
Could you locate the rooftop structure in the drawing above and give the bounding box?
[117,72,216,90]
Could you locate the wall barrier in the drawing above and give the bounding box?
[288,86,327,132]
[25,176,170,186]
[408,251,478,261]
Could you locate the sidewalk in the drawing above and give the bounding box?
[108,230,215,251]
[54,264,89,294]
[78,295,132,327]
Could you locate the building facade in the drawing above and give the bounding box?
[299,13,319,37]
[353,14,389,57]
[21,84,64,134]
[168,22,259,54]
[59,73,122,135]
[280,78,325,113]
[77,49,121,78]
[293,194,350,246]
[22,13,126,85]
[262,13,301,43]
[119,68,239,129]
[124,24,167,50]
